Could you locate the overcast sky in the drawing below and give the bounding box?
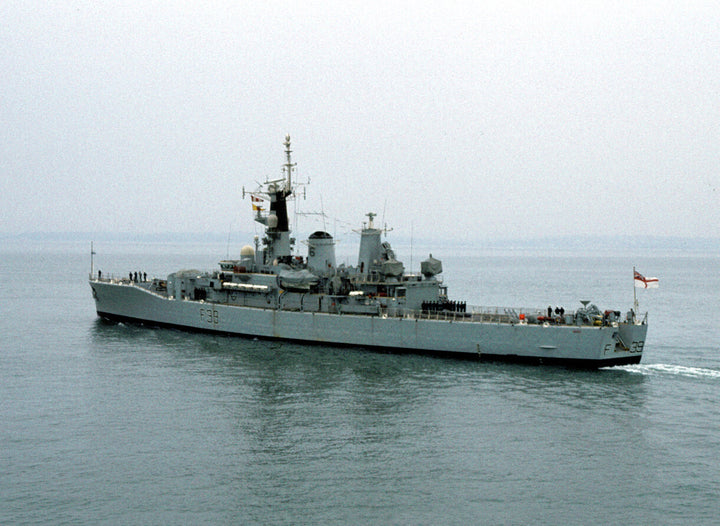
[2,1,718,243]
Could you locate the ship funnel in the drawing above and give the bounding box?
[358,215,382,275]
[307,231,336,277]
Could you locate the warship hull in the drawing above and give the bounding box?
[91,280,646,367]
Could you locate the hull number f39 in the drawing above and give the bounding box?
[629,340,644,353]
[200,308,219,326]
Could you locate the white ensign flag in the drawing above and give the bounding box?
[634,270,659,289]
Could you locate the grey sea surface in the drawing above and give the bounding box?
[1,241,718,524]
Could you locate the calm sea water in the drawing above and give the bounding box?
[2,241,719,524]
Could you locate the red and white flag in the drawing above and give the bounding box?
[634,270,659,289]
[251,194,265,211]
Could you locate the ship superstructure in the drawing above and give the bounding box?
[90,136,647,367]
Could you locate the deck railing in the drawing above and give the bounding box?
[390,305,571,324]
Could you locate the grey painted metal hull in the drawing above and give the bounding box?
[91,280,646,367]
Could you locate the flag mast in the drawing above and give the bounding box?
[633,266,638,315]
[90,241,96,280]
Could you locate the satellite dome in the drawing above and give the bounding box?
[240,245,255,257]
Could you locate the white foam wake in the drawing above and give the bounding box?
[611,363,720,379]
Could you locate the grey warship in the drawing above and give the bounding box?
[90,136,647,367]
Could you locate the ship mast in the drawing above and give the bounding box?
[89,241,96,279]
[255,136,296,266]
[284,134,295,193]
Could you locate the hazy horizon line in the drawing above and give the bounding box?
[2,230,719,252]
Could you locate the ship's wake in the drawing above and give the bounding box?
[607,363,720,379]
